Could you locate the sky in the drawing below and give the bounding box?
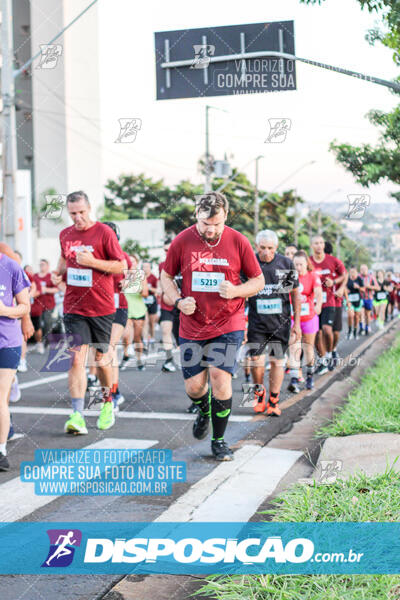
[97,0,400,209]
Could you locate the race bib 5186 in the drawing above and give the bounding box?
[67,268,92,288]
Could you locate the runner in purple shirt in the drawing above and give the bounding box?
[0,251,30,472]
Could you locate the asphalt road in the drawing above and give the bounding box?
[1,315,388,600]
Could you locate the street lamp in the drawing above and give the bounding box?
[204,105,228,192]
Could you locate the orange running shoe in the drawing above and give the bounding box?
[266,395,281,417]
[253,384,266,413]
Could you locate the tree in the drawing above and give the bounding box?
[301,0,400,199]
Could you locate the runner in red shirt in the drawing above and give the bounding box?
[36,258,58,346]
[142,261,159,350]
[323,241,348,367]
[25,267,44,355]
[310,236,346,374]
[158,239,178,373]
[288,250,322,392]
[161,192,264,461]
[359,264,379,335]
[85,222,132,411]
[53,191,126,435]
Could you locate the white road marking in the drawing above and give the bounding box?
[19,374,68,389]
[10,406,252,422]
[18,352,174,389]
[0,438,157,523]
[156,445,302,522]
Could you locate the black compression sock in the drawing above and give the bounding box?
[189,390,211,417]
[211,396,232,440]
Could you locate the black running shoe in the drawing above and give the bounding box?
[287,377,300,393]
[315,361,328,375]
[193,412,209,440]
[120,355,130,371]
[186,402,199,414]
[211,439,233,461]
[0,453,10,472]
[306,375,314,390]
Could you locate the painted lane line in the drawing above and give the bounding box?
[18,352,175,389]
[10,406,252,422]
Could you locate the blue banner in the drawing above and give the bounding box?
[0,522,399,574]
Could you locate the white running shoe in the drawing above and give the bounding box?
[17,358,28,373]
[36,342,45,355]
[9,377,21,402]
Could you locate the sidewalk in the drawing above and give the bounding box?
[102,319,400,600]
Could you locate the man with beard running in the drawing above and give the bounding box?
[160,192,264,461]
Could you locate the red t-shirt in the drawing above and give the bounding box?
[60,222,125,317]
[334,258,346,307]
[310,254,346,308]
[298,270,321,322]
[25,271,43,317]
[360,274,377,300]
[113,252,132,309]
[36,272,56,311]
[159,260,174,312]
[163,224,262,339]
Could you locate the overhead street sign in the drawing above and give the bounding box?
[154,21,296,100]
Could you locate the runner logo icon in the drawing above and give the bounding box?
[42,529,82,568]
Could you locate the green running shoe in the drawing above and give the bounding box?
[64,411,88,435]
[97,401,115,430]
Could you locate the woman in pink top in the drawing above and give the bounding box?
[288,250,323,392]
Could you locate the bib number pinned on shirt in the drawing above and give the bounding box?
[192,271,225,293]
[348,293,360,303]
[67,268,93,287]
[301,303,310,316]
[256,298,282,315]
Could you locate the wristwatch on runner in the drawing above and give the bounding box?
[174,297,183,310]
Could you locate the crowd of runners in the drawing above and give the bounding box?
[1,190,399,469]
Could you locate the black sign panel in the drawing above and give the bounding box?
[155,21,296,100]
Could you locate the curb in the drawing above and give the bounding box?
[101,319,400,599]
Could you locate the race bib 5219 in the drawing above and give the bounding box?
[191,271,225,293]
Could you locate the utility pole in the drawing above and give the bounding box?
[254,155,263,238]
[317,207,322,235]
[1,0,18,248]
[294,196,299,246]
[205,105,211,192]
